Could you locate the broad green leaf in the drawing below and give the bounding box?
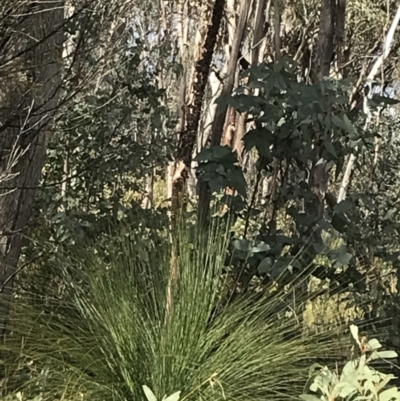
[379,387,400,401]
[233,239,252,252]
[324,141,337,158]
[383,208,397,221]
[252,241,271,253]
[368,338,382,351]
[376,350,398,359]
[299,395,321,401]
[258,257,274,273]
[334,199,354,214]
[350,325,360,345]
[143,386,157,401]
[163,391,181,401]
[337,383,357,399]
[331,115,345,130]
[343,114,357,136]
[342,360,357,377]
[331,246,353,268]
[226,168,247,197]
[195,145,234,163]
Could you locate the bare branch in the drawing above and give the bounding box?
[337,5,400,203]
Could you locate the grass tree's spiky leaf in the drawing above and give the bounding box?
[2,219,352,401]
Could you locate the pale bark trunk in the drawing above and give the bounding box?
[209,0,251,148]
[337,5,400,203]
[142,172,154,209]
[199,71,222,151]
[233,0,269,161]
[166,162,174,203]
[198,0,251,217]
[0,2,64,334]
[220,0,238,149]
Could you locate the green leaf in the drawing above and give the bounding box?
[233,239,252,252]
[334,199,354,214]
[258,257,274,273]
[143,386,158,401]
[299,395,322,401]
[226,168,247,197]
[350,325,360,345]
[342,114,357,136]
[252,241,271,253]
[368,338,382,351]
[243,128,272,159]
[379,387,400,401]
[163,391,181,401]
[195,145,234,163]
[334,252,352,268]
[270,257,297,278]
[371,95,400,105]
[324,141,337,158]
[338,383,358,399]
[383,208,397,221]
[331,213,348,233]
[376,350,398,359]
[331,115,345,130]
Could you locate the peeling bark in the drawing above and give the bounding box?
[234,0,269,162]
[171,0,225,219]
[167,0,225,321]
[198,0,251,219]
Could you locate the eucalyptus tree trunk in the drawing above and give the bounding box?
[315,0,336,80]
[171,0,225,218]
[166,0,225,320]
[198,0,251,219]
[0,2,64,334]
[337,5,400,203]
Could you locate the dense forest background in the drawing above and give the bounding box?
[1,0,400,400]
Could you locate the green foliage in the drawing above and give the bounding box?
[301,325,400,401]
[31,21,176,250]
[3,221,349,401]
[198,60,373,290]
[195,145,247,198]
[196,59,400,304]
[143,386,181,401]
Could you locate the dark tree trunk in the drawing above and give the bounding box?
[171,0,225,220]
[316,0,336,79]
[0,1,64,335]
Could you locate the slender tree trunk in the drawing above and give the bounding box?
[233,0,269,161]
[142,172,154,209]
[272,0,281,61]
[198,0,251,220]
[166,0,225,321]
[315,0,336,80]
[0,2,64,334]
[171,0,225,217]
[335,0,346,75]
[337,5,400,202]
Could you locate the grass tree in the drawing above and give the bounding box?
[0,217,355,401]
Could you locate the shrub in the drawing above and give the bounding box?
[301,324,400,401]
[2,220,354,401]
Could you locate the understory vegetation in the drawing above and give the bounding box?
[1,0,400,400]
